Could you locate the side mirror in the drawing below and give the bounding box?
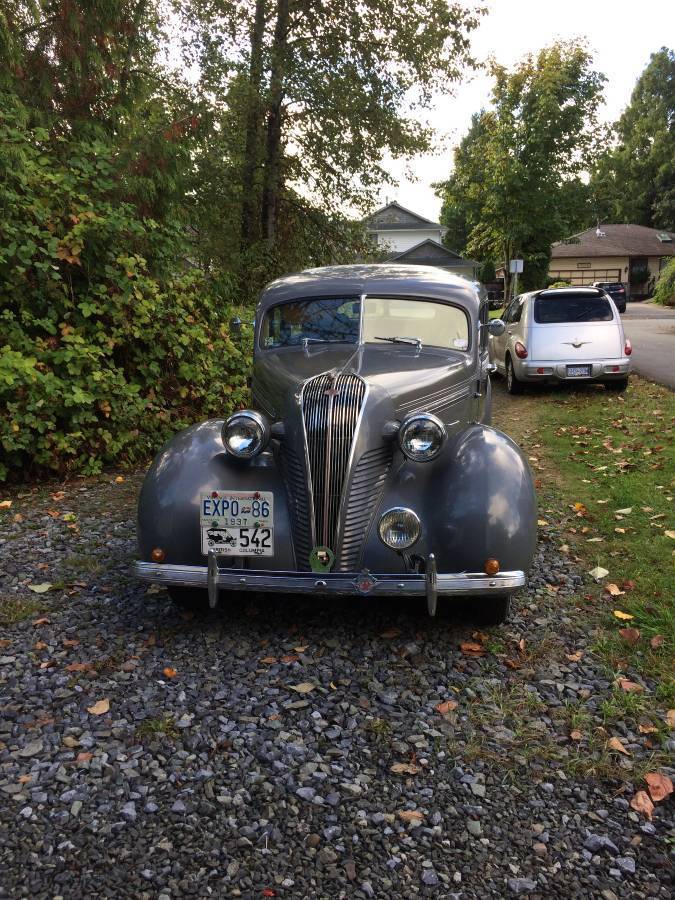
[488,318,506,337]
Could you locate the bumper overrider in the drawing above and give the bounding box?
[134,551,526,616]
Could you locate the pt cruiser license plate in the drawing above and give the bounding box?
[566,365,591,377]
[200,491,274,556]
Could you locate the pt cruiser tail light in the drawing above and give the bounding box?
[514,341,528,359]
[624,338,632,356]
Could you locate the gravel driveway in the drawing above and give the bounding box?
[1,423,672,897]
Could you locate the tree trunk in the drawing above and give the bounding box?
[239,0,267,253]
[260,0,290,250]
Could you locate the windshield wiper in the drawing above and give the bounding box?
[373,335,422,348]
[300,337,350,346]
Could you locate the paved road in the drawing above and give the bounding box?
[622,302,675,388]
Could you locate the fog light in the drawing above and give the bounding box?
[378,507,421,550]
[484,558,500,575]
[151,547,165,562]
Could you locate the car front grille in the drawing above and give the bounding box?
[302,372,366,556]
[337,445,392,571]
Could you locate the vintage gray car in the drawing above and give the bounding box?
[135,264,537,623]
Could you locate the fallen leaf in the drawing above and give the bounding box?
[87,698,110,715]
[162,667,177,678]
[608,736,630,755]
[397,810,424,824]
[260,656,277,665]
[379,628,401,639]
[537,519,548,527]
[614,527,626,534]
[50,491,66,502]
[293,645,308,653]
[18,775,32,784]
[62,639,79,648]
[616,678,644,693]
[114,476,125,483]
[650,635,665,649]
[667,710,675,728]
[615,507,633,515]
[33,641,47,650]
[435,700,458,715]
[76,751,93,763]
[62,736,80,748]
[644,772,673,803]
[28,583,52,594]
[0,499,12,509]
[605,583,625,596]
[288,682,315,694]
[630,790,654,819]
[589,566,609,580]
[460,642,485,656]
[587,537,604,543]
[39,660,56,669]
[570,729,583,741]
[622,579,636,591]
[664,530,675,540]
[618,628,640,645]
[638,722,657,734]
[613,610,634,621]
[65,662,93,672]
[390,762,421,775]
[566,650,584,662]
[32,617,50,626]
[280,654,299,664]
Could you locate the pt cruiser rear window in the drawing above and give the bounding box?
[534,293,613,324]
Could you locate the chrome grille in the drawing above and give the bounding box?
[277,445,312,570]
[337,445,392,571]
[302,372,366,552]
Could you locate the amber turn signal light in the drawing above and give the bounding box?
[484,558,500,576]
[151,547,165,562]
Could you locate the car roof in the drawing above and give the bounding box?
[258,264,480,311]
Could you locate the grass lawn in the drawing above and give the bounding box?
[494,375,674,718]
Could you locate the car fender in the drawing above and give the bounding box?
[137,420,296,569]
[360,424,537,575]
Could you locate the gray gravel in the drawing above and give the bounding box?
[0,473,672,898]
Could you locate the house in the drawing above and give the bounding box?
[549,224,675,298]
[364,201,479,279]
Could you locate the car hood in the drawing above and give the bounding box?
[252,343,475,421]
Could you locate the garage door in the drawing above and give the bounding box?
[549,268,622,286]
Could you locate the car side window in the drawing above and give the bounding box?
[507,298,524,324]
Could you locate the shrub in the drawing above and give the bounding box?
[0,98,251,481]
[652,258,675,307]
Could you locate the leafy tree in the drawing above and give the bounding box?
[590,48,674,229]
[437,42,605,296]
[183,0,483,283]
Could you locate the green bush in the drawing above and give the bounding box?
[653,258,675,307]
[0,99,251,482]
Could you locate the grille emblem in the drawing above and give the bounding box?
[563,340,590,348]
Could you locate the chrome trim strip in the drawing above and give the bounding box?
[134,561,525,596]
[334,380,370,561]
[298,377,317,548]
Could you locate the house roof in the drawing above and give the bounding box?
[551,224,675,259]
[364,201,444,231]
[389,238,478,268]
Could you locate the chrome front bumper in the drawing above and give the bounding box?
[134,559,525,598]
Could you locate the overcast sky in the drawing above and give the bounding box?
[382,0,674,221]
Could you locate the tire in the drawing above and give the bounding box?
[167,587,210,610]
[469,595,512,626]
[506,356,524,395]
[604,378,629,392]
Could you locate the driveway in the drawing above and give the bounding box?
[622,303,675,389]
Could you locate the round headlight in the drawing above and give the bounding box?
[221,411,268,458]
[398,413,446,461]
[378,507,421,550]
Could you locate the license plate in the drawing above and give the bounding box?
[566,365,591,377]
[200,491,273,556]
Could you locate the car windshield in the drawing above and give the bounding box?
[261,297,361,347]
[534,293,613,324]
[261,296,470,350]
[362,297,469,350]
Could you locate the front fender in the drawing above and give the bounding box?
[137,420,296,568]
[360,424,537,575]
